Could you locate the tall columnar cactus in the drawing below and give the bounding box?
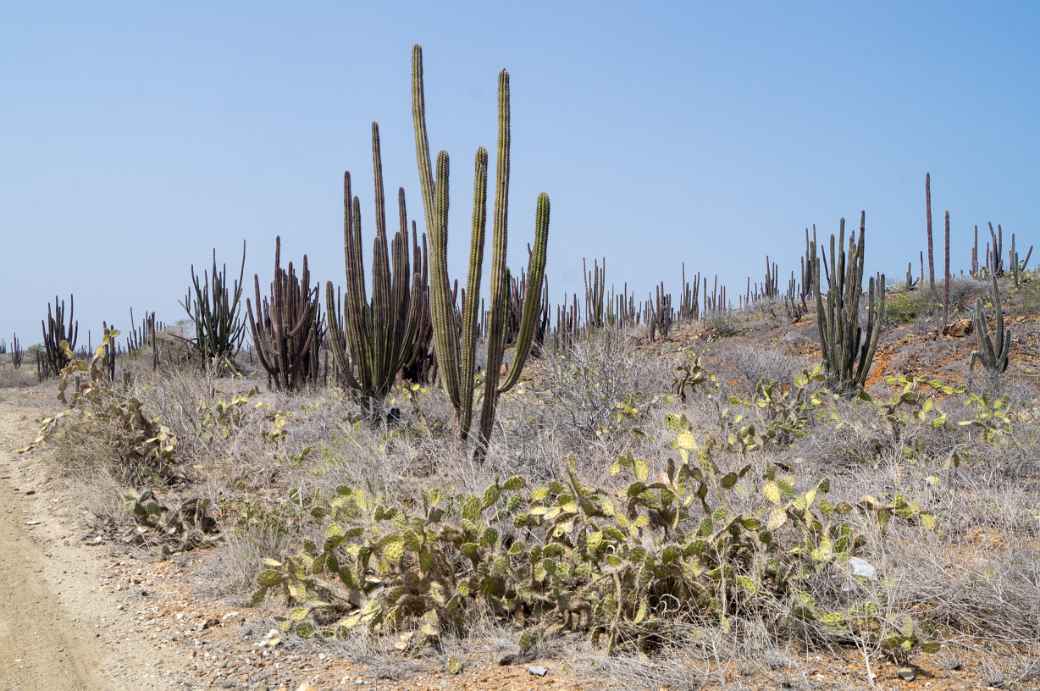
[971,225,980,279]
[583,257,607,329]
[905,262,918,290]
[1008,233,1033,289]
[801,226,818,302]
[412,44,550,461]
[970,227,1012,378]
[764,256,779,299]
[943,211,951,327]
[680,264,701,321]
[181,242,247,370]
[810,212,886,393]
[988,223,1004,276]
[925,173,935,291]
[40,294,78,378]
[648,283,673,341]
[325,123,431,410]
[11,333,23,369]
[247,237,321,392]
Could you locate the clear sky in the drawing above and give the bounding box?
[2,2,1037,345]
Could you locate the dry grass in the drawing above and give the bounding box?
[30,289,1040,687]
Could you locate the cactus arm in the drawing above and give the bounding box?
[456,147,490,434]
[477,69,513,449]
[499,193,550,393]
[411,45,437,248]
[855,274,885,389]
[369,123,392,391]
[427,151,463,408]
[342,178,373,392]
[972,298,994,366]
[324,281,359,390]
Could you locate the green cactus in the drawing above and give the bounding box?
[925,172,935,291]
[648,283,673,341]
[325,123,431,412]
[181,242,247,371]
[583,257,606,329]
[411,44,550,461]
[970,227,1012,378]
[247,236,321,392]
[40,294,78,379]
[943,210,951,327]
[11,333,24,369]
[810,212,886,393]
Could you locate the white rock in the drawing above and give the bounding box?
[848,557,877,580]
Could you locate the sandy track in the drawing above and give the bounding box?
[0,396,182,690]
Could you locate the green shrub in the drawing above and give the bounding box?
[253,410,938,659]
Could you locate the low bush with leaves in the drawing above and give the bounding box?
[20,330,179,485]
[252,407,939,660]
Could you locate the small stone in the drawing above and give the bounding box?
[527,666,549,677]
[848,557,877,580]
[897,667,916,682]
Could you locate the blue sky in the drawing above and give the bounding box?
[2,2,1037,344]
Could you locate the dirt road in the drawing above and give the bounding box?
[0,396,180,690]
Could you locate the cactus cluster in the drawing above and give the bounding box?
[247,237,322,392]
[809,213,886,393]
[181,242,247,370]
[40,294,78,379]
[1008,232,1033,289]
[583,258,607,329]
[647,283,673,341]
[412,44,550,461]
[679,264,701,321]
[11,334,23,369]
[326,123,432,411]
[970,227,1012,379]
[126,309,161,371]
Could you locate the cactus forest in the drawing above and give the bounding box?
[3,32,1040,691]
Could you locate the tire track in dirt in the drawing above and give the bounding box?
[0,402,106,689]
[0,396,183,690]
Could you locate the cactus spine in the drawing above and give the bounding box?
[811,212,886,393]
[412,45,550,461]
[325,123,431,410]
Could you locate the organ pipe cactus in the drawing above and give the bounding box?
[810,212,886,393]
[584,257,606,329]
[181,242,247,371]
[40,294,78,378]
[11,334,23,369]
[412,44,550,462]
[247,237,321,392]
[970,228,1012,378]
[325,123,431,411]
